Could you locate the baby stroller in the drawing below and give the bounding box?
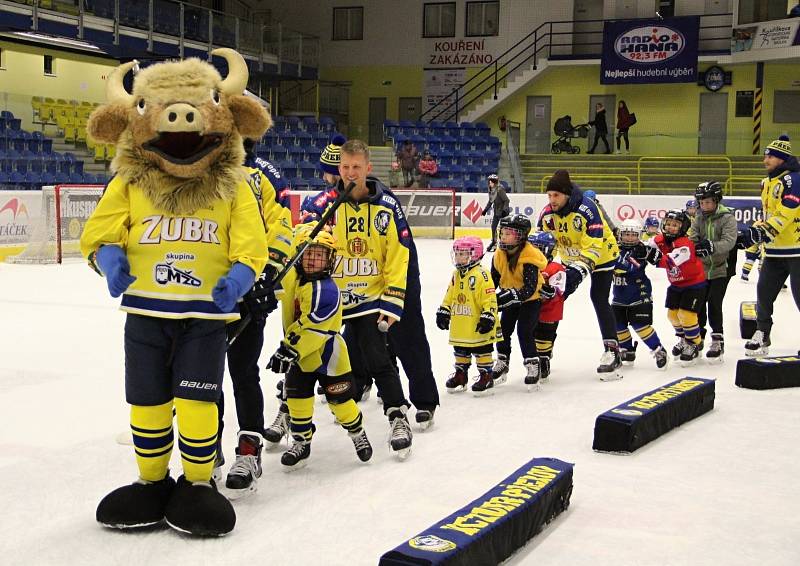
[551,115,589,154]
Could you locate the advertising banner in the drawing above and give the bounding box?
[423,68,466,121]
[732,18,800,53]
[0,191,43,248]
[601,16,700,84]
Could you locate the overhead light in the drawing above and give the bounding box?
[9,31,104,52]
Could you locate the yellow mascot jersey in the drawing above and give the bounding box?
[759,170,800,257]
[492,242,548,300]
[325,181,411,320]
[537,193,619,270]
[80,176,267,320]
[275,268,351,376]
[440,264,501,347]
[244,166,293,268]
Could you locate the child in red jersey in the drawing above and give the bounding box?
[528,231,564,381]
[642,209,707,366]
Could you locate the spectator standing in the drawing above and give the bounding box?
[588,102,611,154]
[483,173,510,252]
[397,139,419,187]
[616,100,634,154]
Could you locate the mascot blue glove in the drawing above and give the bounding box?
[96,245,137,298]
[212,262,256,312]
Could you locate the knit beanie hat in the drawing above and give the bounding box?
[320,133,347,175]
[765,135,792,162]
[547,169,573,195]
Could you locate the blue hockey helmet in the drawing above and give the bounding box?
[528,231,557,259]
[583,189,597,201]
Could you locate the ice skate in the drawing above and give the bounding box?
[386,406,412,461]
[705,333,724,363]
[263,403,289,449]
[349,429,373,462]
[211,445,224,482]
[524,357,541,391]
[491,354,509,385]
[671,338,686,360]
[652,345,668,369]
[316,384,326,402]
[539,356,551,383]
[597,340,622,381]
[471,369,495,396]
[357,383,372,403]
[745,330,771,357]
[415,408,435,431]
[164,476,236,537]
[680,341,701,366]
[620,342,637,364]
[96,474,176,530]
[445,367,469,393]
[224,431,262,500]
[281,437,311,470]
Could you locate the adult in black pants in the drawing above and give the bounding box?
[588,102,611,154]
[483,174,510,252]
[690,181,737,361]
[538,170,621,378]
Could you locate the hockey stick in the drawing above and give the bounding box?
[227,181,358,347]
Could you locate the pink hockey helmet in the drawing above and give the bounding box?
[451,236,484,270]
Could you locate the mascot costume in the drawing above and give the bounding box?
[80,48,271,536]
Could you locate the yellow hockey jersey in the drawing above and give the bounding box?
[243,166,293,269]
[275,268,351,376]
[537,192,619,270]
[326,180,411,320]
[759,165,800,257]
[80,176,267,320]
[440,264,501,347]
[492,242,548,301]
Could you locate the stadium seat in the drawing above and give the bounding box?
[0,171,9,186]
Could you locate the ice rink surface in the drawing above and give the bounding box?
[1,239,799,566]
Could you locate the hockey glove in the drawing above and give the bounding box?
[695,239,714,258]
[243,264,279,321]
[496,288,521,310]
[739,224,770,248]
[564,262,591,297]
[436,306,451,330]
[95,245,137,298]
[476,311,495,334]
[212,262,256,313]
[268,342,298,374]
[539,283,556,301]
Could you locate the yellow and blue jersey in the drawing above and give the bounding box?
[537,190,619,270]
[276,268,351,377]
[243,163,293,268]
[80,176,267,320]
[612,253,653,306]
[440,264,501,348]
[759,159,800,257]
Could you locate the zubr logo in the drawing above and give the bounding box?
[0,198,30,220]
[463,199,483,223]
[615,26,685,64]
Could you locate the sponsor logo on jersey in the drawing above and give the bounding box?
[140,215,220,245]
[572,216,583,231]
[347,236,368,257]
[457,292,466,304]
[408,535,456,553]
[341,289,368,306]
[374,210,391,235]
[385,287,405,300]
[154,262,202,287]
[326,382,351,395]
[334,256,379,278]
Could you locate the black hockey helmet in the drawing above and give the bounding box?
[660,209,691,242]
[695,181,723,203]
[498,214,531,250]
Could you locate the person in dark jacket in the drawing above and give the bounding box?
[616,100,634,154]
[588,102,611,154]
[483,174,510,252]
[396,140,419,187]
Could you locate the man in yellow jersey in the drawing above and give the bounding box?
[740,135,800,356]
[80,49,269,536]
[330,139,414,460]
[538,169,622,378]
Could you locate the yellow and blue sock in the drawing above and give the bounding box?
[131,401,174,482]
[174,397,218,483]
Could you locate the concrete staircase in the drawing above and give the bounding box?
[519,154,765,196]
[368,146,394,187]
[463,60,550,124]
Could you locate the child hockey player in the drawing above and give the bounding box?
[685,199,698,219]
[491,215,548,390]
[529,231,564,381]
[613,219,669,369]
[741,243,762,281]
[645,209,708,365]
[643,216,660,242]
[436,237,501,395]
[269,225,373,469]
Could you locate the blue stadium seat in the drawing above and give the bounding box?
[14,158,29,173]
[40,171,57,185]
[9,171,25,188]
[69,172,85,184]
[0,171,9,186]
[55,172,70,184]
[270,145,288,160]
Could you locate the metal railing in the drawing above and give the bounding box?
[637,156,732,192]
[539,174,634,194]
[3,0,319,76]
[725,176,764,195]
[419,13,733,124]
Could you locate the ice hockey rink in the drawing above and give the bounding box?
[1,239,799,566]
